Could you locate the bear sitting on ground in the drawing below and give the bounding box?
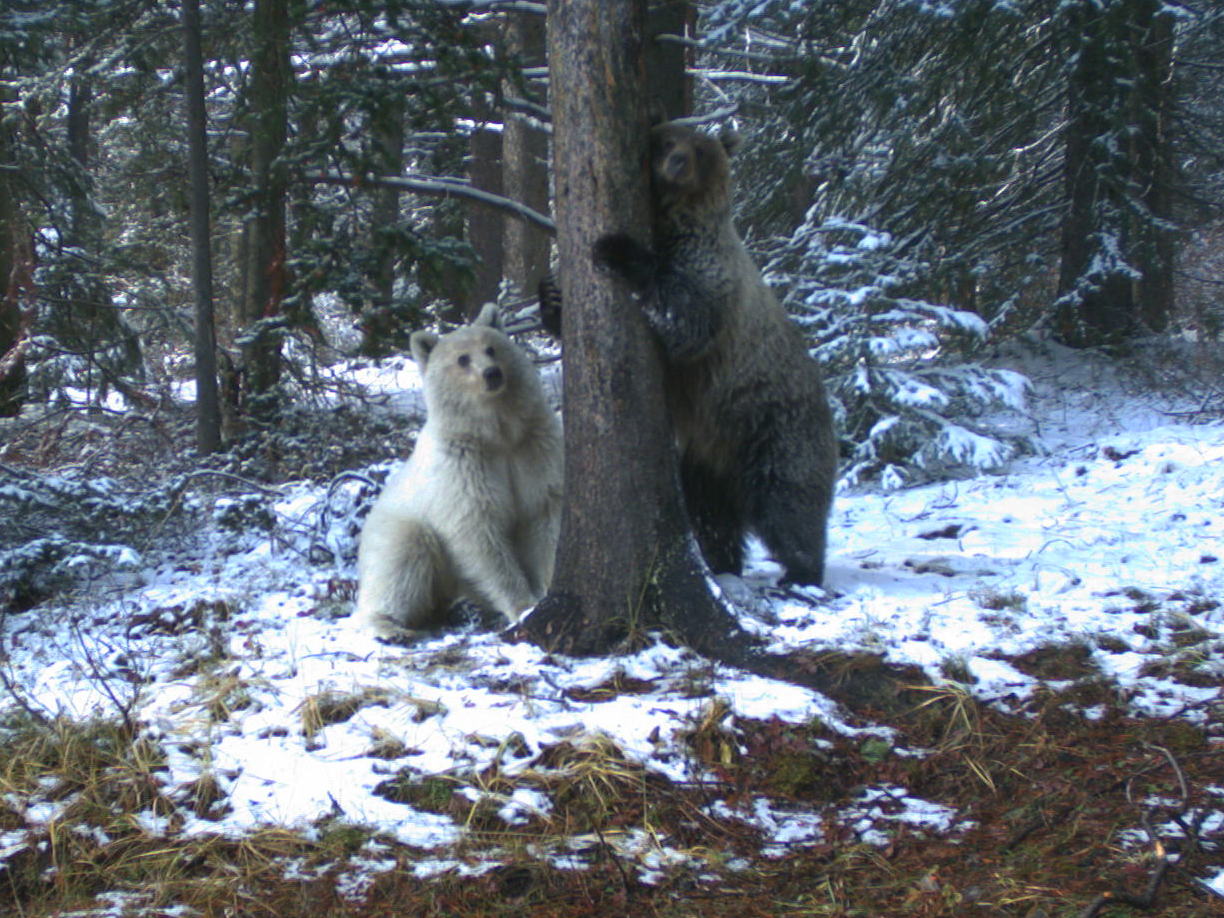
[352,304,563,639]
[589,121,838,586]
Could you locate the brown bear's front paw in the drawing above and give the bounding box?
[592,234,656,290]
[537,272,563,338]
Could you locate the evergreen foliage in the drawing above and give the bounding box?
[704,1,1049,483]
[1,0,1223,487]
[0,466,196,609]
[766,216,1031,487]
[701,0,1223,481]
[708,0,1064,326]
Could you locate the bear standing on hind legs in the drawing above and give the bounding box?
[352,304,563,640]
[591,121,837,586]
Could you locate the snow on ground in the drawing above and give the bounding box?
[2,341,1222,896]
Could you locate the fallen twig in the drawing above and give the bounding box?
[1078,744,1195,917]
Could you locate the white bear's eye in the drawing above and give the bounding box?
[485,346,495,358]
[457,354,471,368]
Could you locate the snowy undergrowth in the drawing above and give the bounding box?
[1,342,1222,911]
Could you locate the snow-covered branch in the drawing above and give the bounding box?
[303,173,556,234]
[694,69,791,85]
[666,105,739,128]
[430,0,546,13]
[654,32,799,65]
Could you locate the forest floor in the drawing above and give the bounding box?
[1,336,1222,917]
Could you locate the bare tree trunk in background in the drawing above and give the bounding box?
[58,54,142,392]
[363,96,405,350]
[645,0,694,121]
[519,0,730,656]
[501,10,550,296]
[1134,2,1176,333]
[285,106,322,341]
[0,102,29,418]
[463,92,505,318]
[240,0,290,417]
[65,71,93,247]
[182,0,221,454]
[1055,0,1177,347]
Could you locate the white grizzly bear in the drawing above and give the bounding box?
[352,304,563,639]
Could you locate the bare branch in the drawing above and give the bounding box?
[303,173,556,234]
[695,68,791,85]
[669,105,739,128]
[429,0,546,12]
[654,32,799,65]
[503,94,552,126]
[1146,744,1189,802]
[1079,745,1197,917]
[1079,861,1172,918]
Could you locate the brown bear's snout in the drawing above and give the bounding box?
[483,366,505,391]
[662,149,690,184]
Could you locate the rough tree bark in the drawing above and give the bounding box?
[0,104,29,418]
[644,0,694,121]
[501,9,551,297]
[182,0,221,455]
[463,94,505,318]
[1055,0,1177,347]
[239,0,290,414]
[363,96,406,350]
[1133,1,1176,334]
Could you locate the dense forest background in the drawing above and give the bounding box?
[2,0,1224,597]
[2,5,1224,915]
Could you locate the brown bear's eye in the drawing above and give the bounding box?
[485,346,495,358]
[457,354,471,368]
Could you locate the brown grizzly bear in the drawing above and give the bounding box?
[590,122,838,585]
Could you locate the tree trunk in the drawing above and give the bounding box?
[240,0,290,415]
[1133,1,1176,333]
[182,0,221,454]
[518,0,731,656]
[1054,0,1177,347]
[1055,0,1134,347]
[66,68,95,247]
[515,1,930,714]
[464,93,505,318]
[364,96,405,350]
[644,0,694,121]
[0,102,29,418]
[501,10,551,297]
[285,106,322,341]
[56,56,142,393]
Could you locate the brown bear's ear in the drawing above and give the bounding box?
[473,302,503,330]
[719,129,742,157]
[410,330,439,366]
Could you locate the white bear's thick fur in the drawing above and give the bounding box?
[353,304,563,639]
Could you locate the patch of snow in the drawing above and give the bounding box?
[2,341,1221,898]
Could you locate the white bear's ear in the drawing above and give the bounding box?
[410,330,439,366]
[473,302,503,330]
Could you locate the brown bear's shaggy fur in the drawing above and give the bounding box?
[592,122,837,585]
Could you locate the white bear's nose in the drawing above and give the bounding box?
[483,366,504,391]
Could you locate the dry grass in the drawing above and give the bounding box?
[1,659,1222,917]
